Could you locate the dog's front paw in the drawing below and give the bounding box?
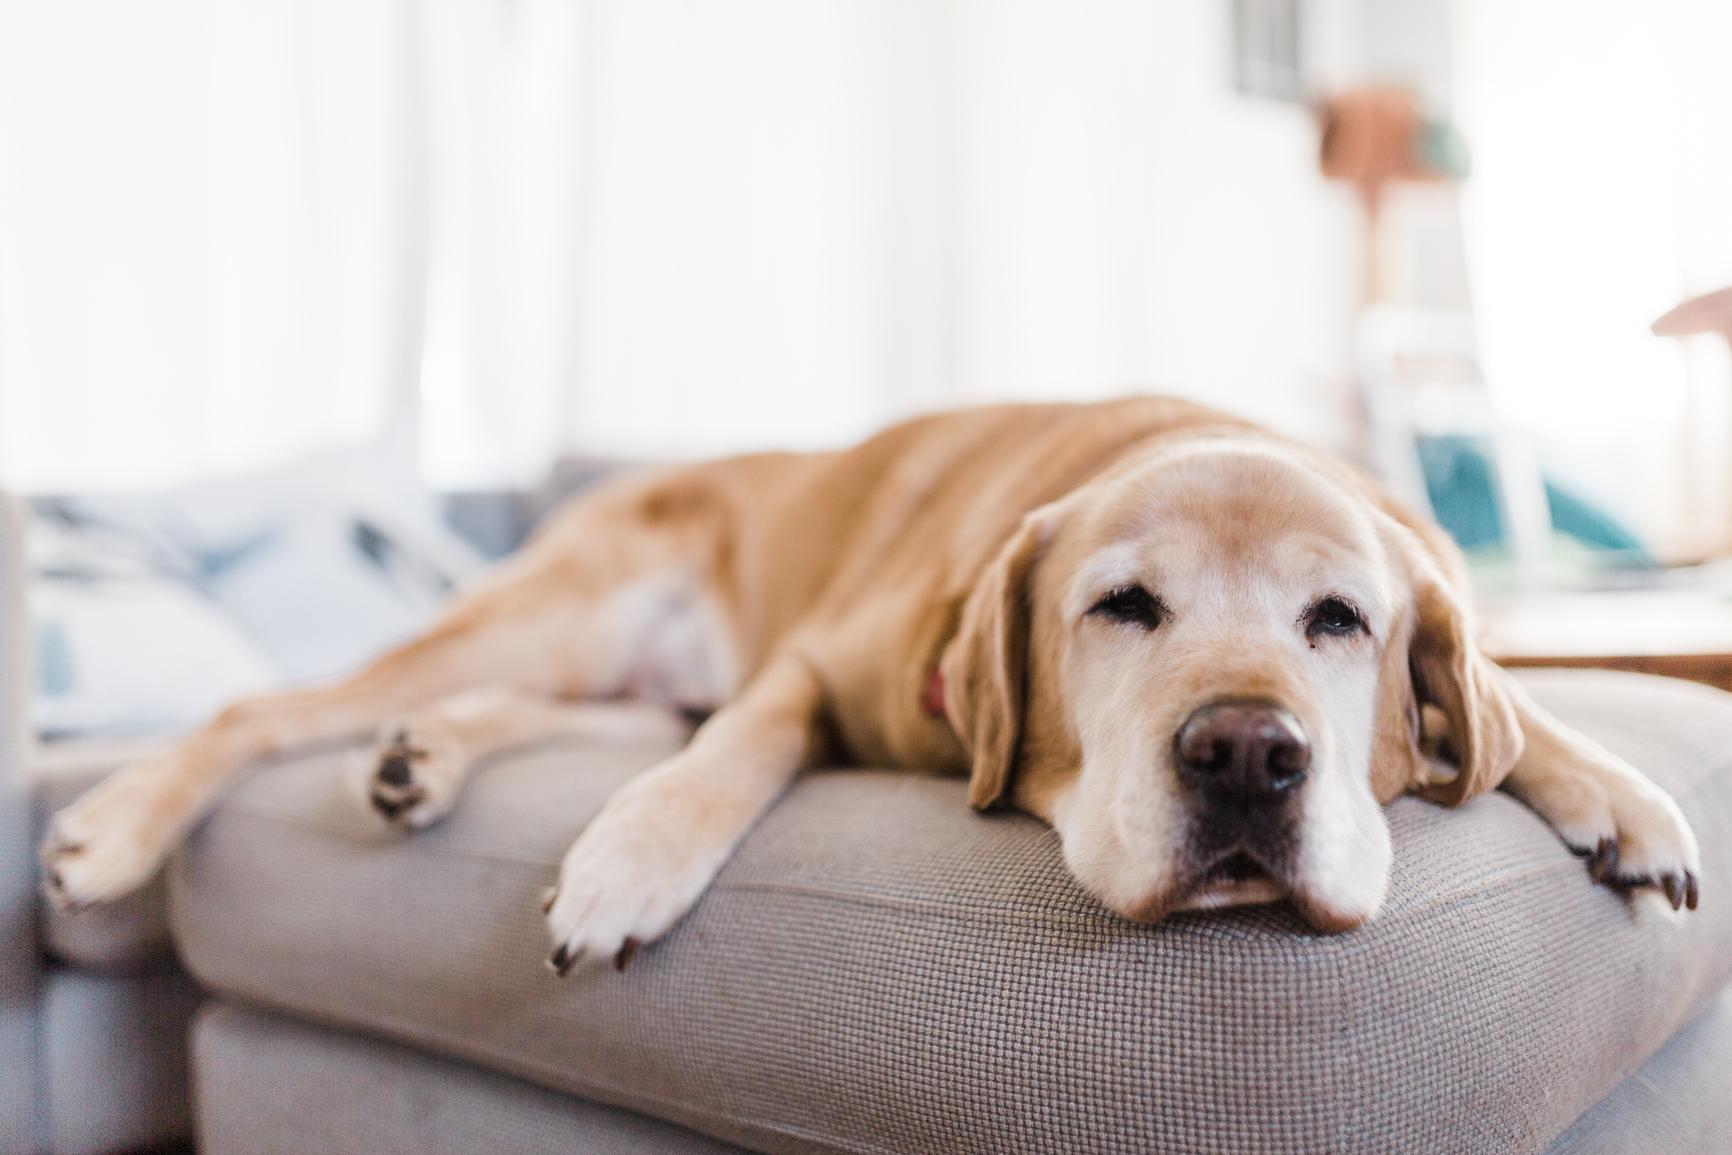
[543,779,729,975]
[41,763,178,909]
[366,720,466,830]
[1553,773,1701,912]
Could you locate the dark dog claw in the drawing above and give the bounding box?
[1686,872,1700,911]
[549,942,581,976]
[614,937,641,972]
[1587,837,1619,884]
[1663,874,1685,911]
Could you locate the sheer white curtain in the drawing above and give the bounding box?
[426,0,1364,485]
[3,0,1364,492]
[0,0,424,491]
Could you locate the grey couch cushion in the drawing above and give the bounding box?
[195,1001,748,1155]
[168,671,1732,1155]
[1,493,37,1155]
[189,991,1732,1155]
[1544,984,1732,1154]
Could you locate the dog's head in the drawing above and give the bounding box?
[941,437,1523,931]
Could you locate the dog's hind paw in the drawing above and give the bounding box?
[366,720,465,830]
[41,761,178,909]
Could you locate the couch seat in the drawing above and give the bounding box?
[168,671,1732,1154]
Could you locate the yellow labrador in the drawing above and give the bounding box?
[42,398,1701,971]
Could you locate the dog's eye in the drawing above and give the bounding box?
[1089,585,1166,630]
[1305,596,1365,639]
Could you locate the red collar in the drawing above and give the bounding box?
[921,666,947,718]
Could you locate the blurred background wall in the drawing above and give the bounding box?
[2,0,1730,554]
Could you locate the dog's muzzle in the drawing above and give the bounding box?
[1173,698,1311,889]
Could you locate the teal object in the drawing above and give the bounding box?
[1416,435,1652,566]
[1419,118,1471,180]
[37,620,73,696]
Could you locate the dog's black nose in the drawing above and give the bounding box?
[1175,700,1311,798]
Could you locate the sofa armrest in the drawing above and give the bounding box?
[0,489,42,1152]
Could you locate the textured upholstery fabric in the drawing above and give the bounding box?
[191,989,1732,1155]
[195,1001,748,1155]
[1544,985,1732,1154]
[39,966,203,1155]
[0,491,42,1153]
[170,670,1732,1155]
[32,761,173,970]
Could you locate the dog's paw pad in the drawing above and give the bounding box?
[377,745,418,786]
[366,723,461,829]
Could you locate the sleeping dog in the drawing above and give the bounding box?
[42,398,1701,971]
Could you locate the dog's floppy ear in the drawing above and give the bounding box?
[942,514,1050,810]
[1403,542,1524,806]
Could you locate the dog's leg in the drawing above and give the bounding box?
[365,688,695,829]
[1498,674,1701,910]
[544,654,824,973]
[40,550,631,909]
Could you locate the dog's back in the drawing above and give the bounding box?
[522,397,1254,767]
